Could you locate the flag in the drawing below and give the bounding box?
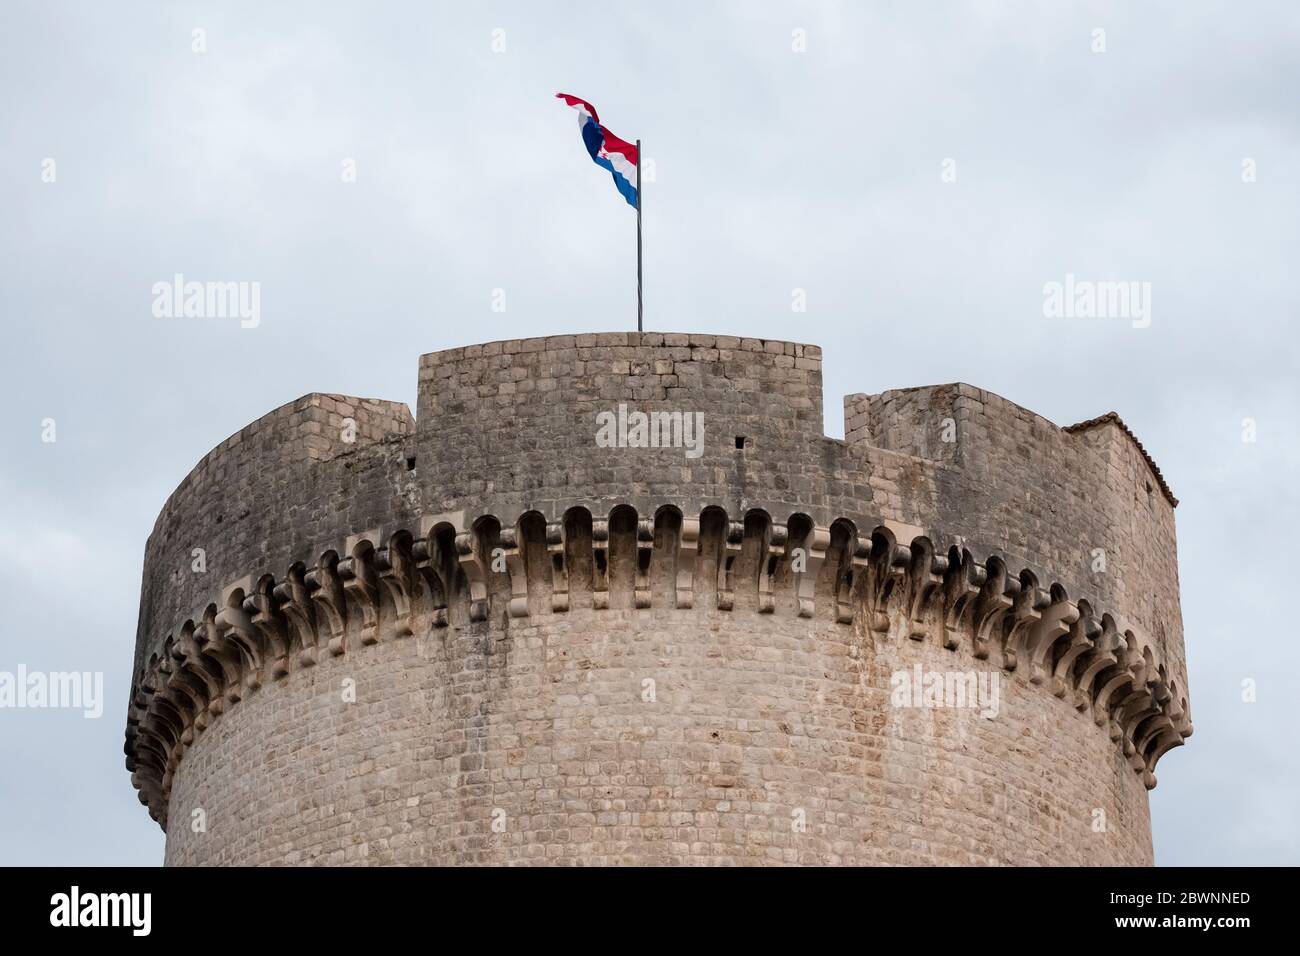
[556,93,638,208]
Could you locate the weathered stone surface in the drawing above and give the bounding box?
[126,333,1189,866]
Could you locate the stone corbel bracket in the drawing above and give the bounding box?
[125,504,1191,830]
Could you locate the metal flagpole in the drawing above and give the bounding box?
[636,138,643,332]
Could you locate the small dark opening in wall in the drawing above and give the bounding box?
[735,436,746,450]
[406,456,417,471]
[1145,480,1153,495]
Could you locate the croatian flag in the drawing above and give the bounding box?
[556,93,638,208]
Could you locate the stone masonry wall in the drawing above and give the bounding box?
[133,393,416,680]
[844,385,1184,699]
[127,332,1188,865]
[162,606,1153,866]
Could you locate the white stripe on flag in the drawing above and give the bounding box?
[601,149,638,188]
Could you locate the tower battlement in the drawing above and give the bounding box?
[126,333,1190,866]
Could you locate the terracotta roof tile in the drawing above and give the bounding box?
[1064,412,1178,507]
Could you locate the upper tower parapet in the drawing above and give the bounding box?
[133,393,414,679]
[844,383,1182,671]
[129,332,1188,807]
[415,331,826,517]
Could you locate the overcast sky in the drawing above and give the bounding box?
[1,1,1296,866]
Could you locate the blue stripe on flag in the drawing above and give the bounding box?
[595,159,638,207]
[581,120,638,208]
[581,119,604,161]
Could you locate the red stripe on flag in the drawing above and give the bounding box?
[555,92,599,122]
[601,130,638,166]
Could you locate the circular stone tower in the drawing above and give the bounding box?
[125,333,1191,865]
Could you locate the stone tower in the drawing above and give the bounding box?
[125,333,1191,865]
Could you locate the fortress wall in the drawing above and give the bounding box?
[845,384,968,463]
[135,337,1180,688]
[162,604,1153,866]
[414,338,1178,675]
[1069,423,1185,686]
[133,394,416,677]
[415,333,824,519]
[842,385,1183,693]
[127,333,1189,859]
